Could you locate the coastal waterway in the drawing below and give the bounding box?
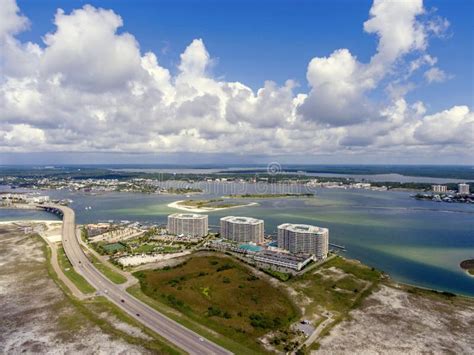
[1,181,473,296]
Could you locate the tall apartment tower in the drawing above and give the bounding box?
[458,183,470,195]
[277,223,329,259]
[220,216,264,243]
[167,213,208,237]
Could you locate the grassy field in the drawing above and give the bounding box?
[131,242,182,254]
[289,256,381,315]
[286,255,382,350]
[262,268,292,281]
[133,255,299,352]
[87,252,127,284]
[130,253,383,353]
[101,242,126,254]
[57,246,96,294]
[127,284,255,354]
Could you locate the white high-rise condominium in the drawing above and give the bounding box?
[167,213,208,237]
[432,185,447,193]
[458,183,470,195]
[220,216,264,243]
[278,223,329,259]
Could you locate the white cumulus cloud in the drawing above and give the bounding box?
[0,0,471,163]
[424,67,450,83]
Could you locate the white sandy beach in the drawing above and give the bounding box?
[0,220,63,242]
[0,220,60,225]
[167,200,258,213]
[117,251,191,266]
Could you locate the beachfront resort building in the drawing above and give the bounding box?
[254,250,314,271]
[167,213,208,237]
[432,185,448,193]
[458,183,470,195]
[278,223,329,259]
[220,216,264,243]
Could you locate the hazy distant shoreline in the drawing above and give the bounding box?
[109,166,474,183]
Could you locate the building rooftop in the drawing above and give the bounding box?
[256,250,312,263]
[278,223,328,234]
[221,216,263,225]
[168,213,208,219]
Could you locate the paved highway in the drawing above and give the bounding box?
[42,204,231,355]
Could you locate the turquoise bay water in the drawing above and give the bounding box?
[1,182,473,296]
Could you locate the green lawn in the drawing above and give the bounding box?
[132,243,156,254]
[102,242,126,253]
[132,255,299,353]
[88,252,127,284]
[57,247,96,294]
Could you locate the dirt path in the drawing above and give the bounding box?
[302,312,334,348]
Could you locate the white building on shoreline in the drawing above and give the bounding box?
[458,183,470,195]
[278,223,329,259]
[432,185,448,193]
[220,216,264,243]
[167,213,208,237]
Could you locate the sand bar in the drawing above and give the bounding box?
[167,200,258,213]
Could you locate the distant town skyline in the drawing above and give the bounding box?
[0,0,473,165]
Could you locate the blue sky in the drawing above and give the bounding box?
[16,0,472,110]
[0,0,473,164]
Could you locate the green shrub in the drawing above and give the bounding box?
[249,313,282,329]
[217,263,233,272]
[207,306,222,317]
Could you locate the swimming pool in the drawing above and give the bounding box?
[239,244,262,252]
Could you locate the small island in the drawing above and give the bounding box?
[168,199,258,212]
[224,193,315,199]
[460,259,474,276]
[160,187,203,195]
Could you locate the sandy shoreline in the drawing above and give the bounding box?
[167,200,258,213]
[117,251,191,266]
[0,220,64,243]
[0,219,61,225]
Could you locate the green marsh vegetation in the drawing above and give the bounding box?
[133,255,299,352]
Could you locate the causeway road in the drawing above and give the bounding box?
[41,204,231,355]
